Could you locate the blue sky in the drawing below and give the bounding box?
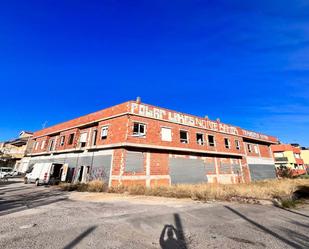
[0,1,308,146]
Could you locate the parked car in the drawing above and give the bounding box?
[24,163,65,186]
[0,167,13,179]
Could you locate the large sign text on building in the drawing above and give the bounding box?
[130,103,239,135]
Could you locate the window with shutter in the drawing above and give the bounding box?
[79,133,88,147]
[161,127,172,141]
[101,126,108,139]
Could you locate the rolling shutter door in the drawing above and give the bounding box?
[205,159,216,174]
[91,155,112,182]
[219,162,231,174]
[169,157,207,184]
[125,151,144,173]
[249,164,276,181]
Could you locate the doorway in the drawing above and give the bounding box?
[50,163,63,185]
[77,165,90,183]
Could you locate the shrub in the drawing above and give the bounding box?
[59,180,107,192]
[125,185,145,195]
[108,185,127,194]
[299,174,309,179]
[276,167,294,178]
[280,198,298,209]
[87,180,107,192]
[59,183,78,191]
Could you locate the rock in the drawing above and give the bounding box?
[19,224,37,229]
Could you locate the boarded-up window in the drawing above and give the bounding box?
[125,151,144,173]
[161,127,172,141]
[80,133,87,143]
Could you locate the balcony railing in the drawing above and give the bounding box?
[275,157,288,162]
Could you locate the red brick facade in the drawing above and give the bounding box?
[28,100,278,186]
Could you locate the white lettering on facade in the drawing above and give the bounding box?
[131,103,239,135]
[242,129,269,140]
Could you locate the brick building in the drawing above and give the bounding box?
[27,99,278,186]
[271,144,307,176]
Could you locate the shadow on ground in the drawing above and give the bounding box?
[160,213,188,249]
[0,187,68,216]
[63,226,97,249]
[224,205,309,248]
[0,180,24,186]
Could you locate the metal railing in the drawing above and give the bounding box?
[274,157,288,162]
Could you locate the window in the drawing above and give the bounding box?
[224,138,230,149]
[101,126,108,139]
[294,153,301,159]
[196,133,204,145]
[60,136,65,146]
[68,134,74,145]
[35,141,39,150]
[49,139,55,151]
[161,127,172,141]
[235,140,240,150]
[254,145,259,154]
[41,140,45,150]
[247,144,252,153]
[208,135,215,147]
[180,130,188,144]
[133,123,146,136]
[92,129,98,146]
[274,152,284,157]
[79,133,87,147]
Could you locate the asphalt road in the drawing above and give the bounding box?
[0,179,308,249]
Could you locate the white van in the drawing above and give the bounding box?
[0,167,13,178]
[24,163,68,186]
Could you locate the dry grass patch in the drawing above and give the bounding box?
[60,179,309,206]
[59,180,107,192]
[113,179,309,203]
[87,180,107,192]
